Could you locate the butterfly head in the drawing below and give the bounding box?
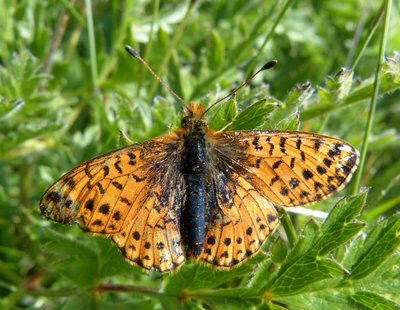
[180,103,208,136]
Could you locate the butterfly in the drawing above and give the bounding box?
[40,46,359,272]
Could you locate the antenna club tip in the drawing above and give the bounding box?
[262,60,278,70]
[125,45,140,58]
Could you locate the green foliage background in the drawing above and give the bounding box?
[1,0,399,309]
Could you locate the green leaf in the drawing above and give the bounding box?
[95,238,139,279]
[0,49,45,99]
[208,98,237,130]
[273,111,300,130]
[270,238,288,263]
[167,51,185,104]
[2,2,399,309]
[301,55,400,120]
[271,256,346,295]
[255,194,367,295]
[228,99,276,130]
[196,287,263,309]
[164,260,257,294]
[285,82,312,108]
[287,219,322,261]
[0,98,23,120]
[349,215,400,280]
[208,31,225,71]
[350,291,399,310]
[315,193,367,255]
[62,293,95,310]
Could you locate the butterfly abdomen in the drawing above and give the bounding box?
[182,134,207,257]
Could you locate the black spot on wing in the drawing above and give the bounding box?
[316,166,327,175]
[127,152,137,165]
[112,181,123,190]
[303,169,314,180]
[272,160,283,169]
[323,158,332,167]
[47,192,61,203]
[96,183,105,194]
[252,136,263,151]
[85,199,94,211]
[313,139,322,151]
[207,235,216,245]
[99,204,110,215]
[114,161,123,174]
[103,166,109,177]
[266,137,274,155]
[279,137,287,154]
[133,231,140,240]
[289,178,300,189]
[296,138,302,149]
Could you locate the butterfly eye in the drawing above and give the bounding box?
[195,120,207,131]
[181,116,193,127]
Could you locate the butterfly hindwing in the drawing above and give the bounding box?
[111,174,185,272]
[199,167,279,267]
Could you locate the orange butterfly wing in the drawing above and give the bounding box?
[40,133,186,272]
[198,130,358,268]
[200,167,279,267]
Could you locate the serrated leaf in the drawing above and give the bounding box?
[302,54,400,120]
[285,82,312,107]
[350,291,399,309]
[271,256,346,295]
[349,215,400,280]
[95,238,137,278]
[208,98,237,130]
[314,193,367,255]
[318,222,365,256]
[227,99,276,130]
[289,219,322,260]
[322,193,366,232]
[255,194,367,295]
[42,230,98,260]
[325,68,353,101]
[273,111,300,130]
[164,260,257,294]
[0,49,45,98]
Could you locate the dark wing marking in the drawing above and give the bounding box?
[208,130,359,207]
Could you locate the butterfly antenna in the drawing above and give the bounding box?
[201,60,278,118]
[125,45,189,111]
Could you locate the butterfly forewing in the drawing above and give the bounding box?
[209,130,359,207]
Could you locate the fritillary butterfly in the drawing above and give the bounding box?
[40,46,359,272]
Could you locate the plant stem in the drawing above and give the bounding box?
[351,2,385,70]
[279,209,298,247]
[352,0,391,194]
[85,0,98,89]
